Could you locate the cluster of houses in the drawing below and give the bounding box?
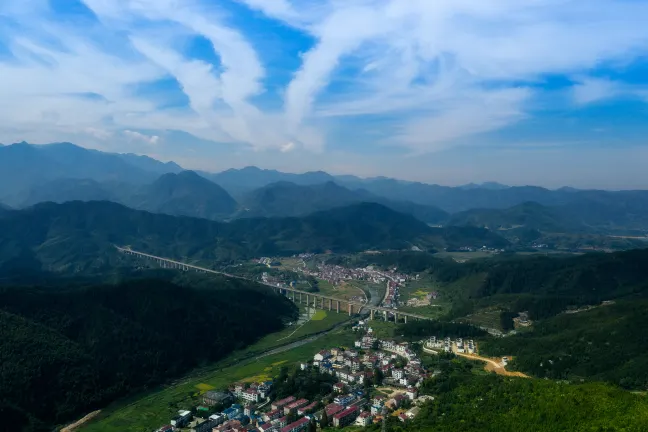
[382,281,400,309]
[155,333,430,432]
[425,337,476,355]
[295,262,409,289]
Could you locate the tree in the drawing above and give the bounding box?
[373,368,384,386]
[321,408,329,428]
[308,418,317,432]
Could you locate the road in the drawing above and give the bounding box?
[454,351,529,378]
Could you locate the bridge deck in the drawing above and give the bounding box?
[116,246,431,320]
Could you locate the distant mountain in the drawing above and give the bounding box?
[129,171,238,221]
[240,181,448,224]
[459,181,510,190]
[206,166,337,197]
[0,201,508,272]
[0,142,181,204]
[116,153,183,175]
[20,178,117,207]
[448,202,590,233]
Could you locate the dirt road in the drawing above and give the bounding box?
[455,352,529,378]
[61,410,101,432]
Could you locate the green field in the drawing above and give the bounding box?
[458,306,505,331]
[80,310,356,432]
[311,310,327,321]
[434,251,494,261]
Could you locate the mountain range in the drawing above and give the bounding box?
[3,142,648,243]
[0,201,510,273]
[238,181,449,224]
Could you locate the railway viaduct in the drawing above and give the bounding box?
[116,246,431,323]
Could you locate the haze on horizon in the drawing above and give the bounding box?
[1,0,648,189]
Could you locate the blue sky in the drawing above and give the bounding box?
[1,0,648,188]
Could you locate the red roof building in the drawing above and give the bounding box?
[325,403,344,417]
[280,417,310,432]
[272,396,296,410]
[333,406,359,428]
[284,399,309,415]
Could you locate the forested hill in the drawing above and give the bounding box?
[0,201,509,273]
[349,249,648,316]
[0,276,295,431]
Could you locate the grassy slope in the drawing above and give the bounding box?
[80,312,355,432]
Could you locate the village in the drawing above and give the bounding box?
[154,326,436,432]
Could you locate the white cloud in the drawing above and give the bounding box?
[0,0,647,156]
[280,141,296,153]
[572,78,622,106]
[123,130,160,145]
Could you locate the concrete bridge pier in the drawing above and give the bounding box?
[299,293,302,304]
[404,315,408,324]
[370,309,375,320]
[384,311,388,321]
[336,301,340,313]
[348,303,352,316]
[328,299,332,311]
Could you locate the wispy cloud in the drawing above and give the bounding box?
[0,0,647,156]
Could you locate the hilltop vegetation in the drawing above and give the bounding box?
[0,275,295,431]
[127,171,238,221]
[0,201,512,273]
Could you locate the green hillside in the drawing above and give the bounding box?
[482,299,648,389]
[0,201,509,272]
[0,277,295,431]
[129,171,238,220]
[448,201,588,233]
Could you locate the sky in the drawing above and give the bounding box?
[1,0,648,189]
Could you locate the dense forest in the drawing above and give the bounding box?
[362,358,648,432]
[0,201,511,273]
[482,300,648,390]
[351,248,648,319]
[0,275,296,431]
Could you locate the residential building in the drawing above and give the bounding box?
[280,417,310,432]
[209,414,225,426]
[264,409,283,422]
[324,403,344,418]
[333,383,345,393]
[275,417,288,428]
[242,389,261,403]
[171,410,192,428]
[314,350,331,362]
[272,396,296,410]
[258,424,277,432]
[406,388,418,400]
[284,399,309,415]
[203,391,233,407]
[355,412,373,427]
[297,402,318,416]
[192,418,218,432]
[244,404,257,416]
[333,394,356,407]
[333,406,360,428]
[223,407,243,420]
[156,426,173,432]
